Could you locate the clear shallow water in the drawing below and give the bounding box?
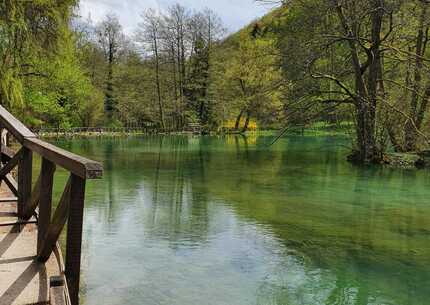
[52,135,430,305]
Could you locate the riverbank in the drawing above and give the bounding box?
[37,126,430,170]
[36,122,352,139]
[383,151,430,169]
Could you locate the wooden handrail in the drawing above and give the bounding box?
[0,105,36,142]
[24,138,102,179]
[0,105,103,305]
[0,105,102,179]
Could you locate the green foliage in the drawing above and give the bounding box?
[185,36,211,124]
[209,26,284,130]
[0,0,77,108]
[22,31,102,128]
[0,0,105,129]
[115,51,154,125]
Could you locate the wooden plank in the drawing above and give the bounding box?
[0,148,22,179]
[65,174,86,305]
[22,174,41,220]
[17,147,32,218]
[37,177,71,262]
[0,218,37,227]
[0,230,63,305]
[24,137,103,179]
[0,105,36,143]
[4,174,18,197]
[0,196,18,202]
[37,158,56,255]
[1,145,15,162]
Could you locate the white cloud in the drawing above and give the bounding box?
[78,0,272,35]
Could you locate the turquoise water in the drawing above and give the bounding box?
[53,135,430,305]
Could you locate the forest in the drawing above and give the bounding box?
[1,0,430,164]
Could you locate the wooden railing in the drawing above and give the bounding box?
[0,105,103,305]
[32,122,203,136]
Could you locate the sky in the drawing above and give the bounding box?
[78,0,274,35]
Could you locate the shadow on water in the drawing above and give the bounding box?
[53,134,430,305]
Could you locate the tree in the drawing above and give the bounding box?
[211,28,284,132]
[185,9,225,126]
[96,14,124,122]
[387,0,430,152]
[163,4,190,128]
[133,5,225,130]
[136,9,166,130]
[265,0,429,162]
[0,0,78,112]
[24,37,99,128]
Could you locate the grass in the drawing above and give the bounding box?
[244,121,354,137]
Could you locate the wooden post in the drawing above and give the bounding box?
[18,147,33,218]
[37,158,55,253]
[38,177,71,262]
[65,174,86,305]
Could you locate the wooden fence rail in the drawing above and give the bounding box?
[0,105,103,305]
[32,122,203,136]
[33,125,159,136]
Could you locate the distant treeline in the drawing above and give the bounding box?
[0,1,284,134]
[1,1,430,163]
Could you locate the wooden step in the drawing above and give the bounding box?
[0,202,18,234]
[0,201,36,233]
[0,218,37,227]
[0,197,18,203]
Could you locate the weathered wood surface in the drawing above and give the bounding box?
[0,186,64,305]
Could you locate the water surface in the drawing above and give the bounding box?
[53,135,430,305]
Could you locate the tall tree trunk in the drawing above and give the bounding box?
[404,2,428,151]
[361,0,383,161]
[242,110,251,133]
[416,83,430,129]
[176,37,183,129]
[387,124,403,152]
[105,61,114,120]
[334,1,381,163]
[154,35,165,131]
[180,31,186,96]
[235,110,244,130]
[105,37,116,121]
[170,44,179,130]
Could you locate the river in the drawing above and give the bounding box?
[52,134,430,305]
